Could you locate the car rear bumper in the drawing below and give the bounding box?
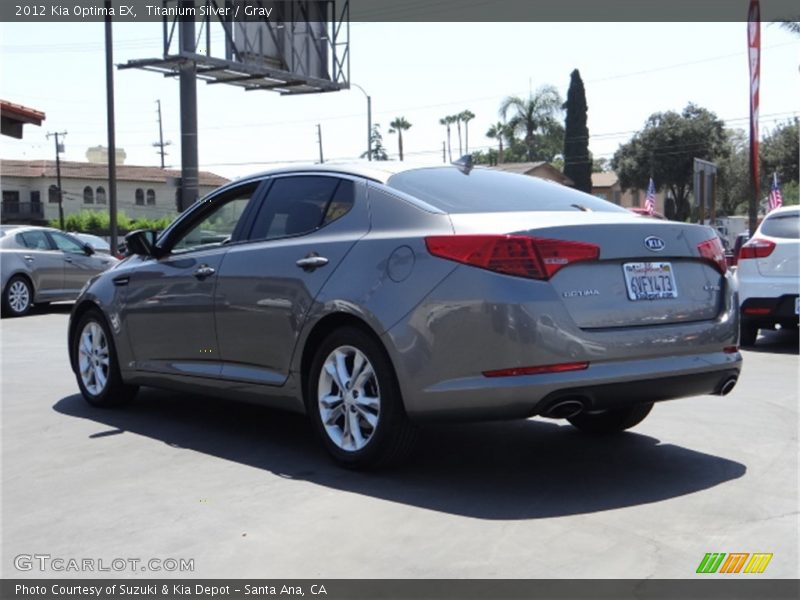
[740,295,800,327]
[393,351,741,420]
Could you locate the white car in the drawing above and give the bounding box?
[734,206,799,346]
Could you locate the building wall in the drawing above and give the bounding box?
[592,181,666,214]
[1,175,220,223]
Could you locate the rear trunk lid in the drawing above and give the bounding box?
[448,212,726,329]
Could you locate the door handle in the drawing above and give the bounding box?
[64,257,73,263]
[23,255,34,262]
[193,265,216,279]
[113,276,130,287]
[295,255,329,271]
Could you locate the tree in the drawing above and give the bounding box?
[388,117,412,161]
[454,114,463,156]
[611,103,728,222]
[716,129,750,216]
[592,157,610,172]
[361,124,389,161]
[439,116,454,162]
[562,69,592,193]
[499,85,563,161]
[760,119,799,187]
[486,121,509,164]
[460,110,475,154]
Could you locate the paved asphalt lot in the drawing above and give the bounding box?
[1,304,797,579]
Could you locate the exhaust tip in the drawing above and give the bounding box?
[717,376,738,396]
[542,398,586,419]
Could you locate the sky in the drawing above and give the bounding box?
[1,20,798,182]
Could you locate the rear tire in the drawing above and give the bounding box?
[2,275,32,317]
[739,323,758,347]
[568,402,653,434]
[72,309,138,407]
[307,326,417,469]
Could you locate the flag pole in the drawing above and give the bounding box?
[747,0,761,235]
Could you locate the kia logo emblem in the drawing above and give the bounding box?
[644,236,665,251]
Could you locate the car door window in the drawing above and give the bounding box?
[50,232,85,253]
[17,230,52,250]
[170,183,260,254]
[248,176,352,241]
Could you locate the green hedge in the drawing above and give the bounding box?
[50,210,175,235]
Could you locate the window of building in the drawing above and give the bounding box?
[48,184,60,203]
[30,190,41,206]
[83,186,94,204]
[96,186,107,205]
[135,188,144,206]
[146,189,156,205]
[2,190,20,213]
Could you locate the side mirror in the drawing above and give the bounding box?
[125,229,159,257]
[82,243,95,256]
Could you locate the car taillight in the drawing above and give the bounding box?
[738,238,775,260]
[697,237,727,274]
[424,235,600,280]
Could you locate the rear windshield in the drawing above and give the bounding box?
[761,212,799,239]
[387,167,630,214]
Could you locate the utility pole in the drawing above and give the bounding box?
[316,124,324,164]
[178,1,198,211]
[105,2,119,256]
[351,83,372,161]
[153,99,171,169]
[46,131,67,230]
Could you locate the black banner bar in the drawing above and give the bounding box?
[1,0,799,23]
[3,579,800,600]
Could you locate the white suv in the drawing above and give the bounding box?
[734,206,799,346]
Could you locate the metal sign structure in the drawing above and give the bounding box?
[120,1,350,210]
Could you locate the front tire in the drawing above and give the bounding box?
[568,402,653,434]
[3,275,32,317]
[73,310,138,407]
[307,327,417,469]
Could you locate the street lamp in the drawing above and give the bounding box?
[351,83,372,161]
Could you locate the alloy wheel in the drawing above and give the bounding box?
[7,280,30,314]
[317,345,381,452]
[78,321,111,396]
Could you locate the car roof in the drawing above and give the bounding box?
[763,206,798,217]
[228,161,456,186]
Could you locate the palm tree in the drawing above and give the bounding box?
[460,110,475,153]
[388,117,412,161]
[453,114,464,157]
[499,85,563,161]
[439,116,454,162]
[486,121,509,164]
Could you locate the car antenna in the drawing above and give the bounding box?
[451,154,474,175]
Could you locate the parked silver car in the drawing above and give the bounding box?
[1,225,119,316]
[68,164,741,468]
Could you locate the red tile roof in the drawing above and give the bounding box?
[0,100,46,125]
[0,159,228,187]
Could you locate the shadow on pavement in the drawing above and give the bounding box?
[745,328,799,355]
[54,389,746,520]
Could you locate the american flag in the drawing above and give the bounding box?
[768,172,782,212]
[644,178,656,215]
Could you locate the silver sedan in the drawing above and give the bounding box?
[1,225,119,317]
[67,163,741,468]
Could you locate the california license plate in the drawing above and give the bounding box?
[623,262,678,301]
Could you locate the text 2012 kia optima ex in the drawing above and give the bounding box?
[68,163,742,467]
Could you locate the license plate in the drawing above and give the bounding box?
[623,262,678,301]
